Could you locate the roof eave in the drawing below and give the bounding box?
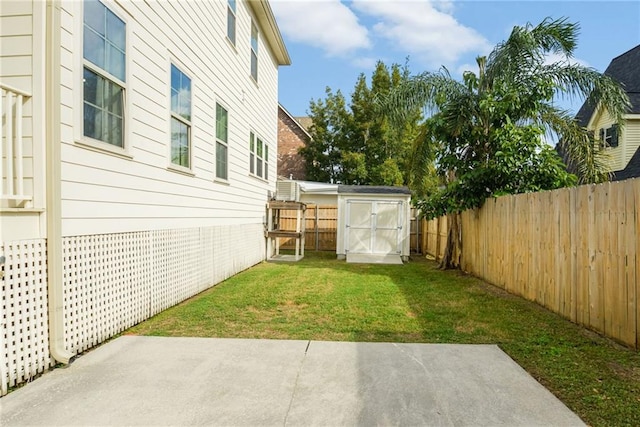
[248,0,291,66]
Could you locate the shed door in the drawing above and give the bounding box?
[346,200,403,254]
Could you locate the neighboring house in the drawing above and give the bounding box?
[0,0,289,393]
[573,44,640,180]
[277,104,310,180]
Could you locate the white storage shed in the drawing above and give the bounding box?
[336,186,412,263]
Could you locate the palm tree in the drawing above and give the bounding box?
[384,17,631,268]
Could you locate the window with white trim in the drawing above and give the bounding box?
[227,0,236,45]
[170,64,192,168]
[249,132,268,180]
[599,124,619,148]
[83,0,126,147]
[216,104,229,180]
[250,20,258,81]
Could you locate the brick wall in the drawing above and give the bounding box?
[278,108,309,180]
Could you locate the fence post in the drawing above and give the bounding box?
[416,213,421,254]
[435,216,440,262]
[315,205,319,251]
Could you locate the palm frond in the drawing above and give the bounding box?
[536,63,631,122]
[485,17,578,87]
[536,104,610,183]
[378,70,467,125]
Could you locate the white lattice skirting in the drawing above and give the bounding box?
[1,224,265,395]
[0,239,51,395]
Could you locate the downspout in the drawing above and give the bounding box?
[45,0,73,364]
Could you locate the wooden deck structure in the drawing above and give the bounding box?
[266,201,306,261]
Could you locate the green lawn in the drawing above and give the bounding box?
[127,252,640,426]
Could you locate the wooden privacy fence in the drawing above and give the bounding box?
[422,215,449,261]
[279,206,423,253]
[279,205,338,251]
[423,179,640,349]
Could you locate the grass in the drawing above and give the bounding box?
[127,252,640,426]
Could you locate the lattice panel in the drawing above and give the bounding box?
[0,239,53,396]
[62,224,265,354]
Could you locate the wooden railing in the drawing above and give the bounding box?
[1,83,32,207]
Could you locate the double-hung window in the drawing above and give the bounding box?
[83,0,126,148]
[216,104,229,180]
[249,132,268,180]
[250,20,258,81]
[170,64,192,168]
[227,0,236,45]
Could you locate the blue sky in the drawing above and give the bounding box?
[271,0,640,117]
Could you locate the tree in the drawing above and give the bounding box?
[302,61,432,190]
[300,88,352,183]
[383,17,630,269]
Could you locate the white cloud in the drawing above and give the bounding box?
[432,0,455,14]
[351,0,491,67]
[351,56,378,70]
[270,0,371,56]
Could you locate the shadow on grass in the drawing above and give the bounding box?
[287,252,640,426]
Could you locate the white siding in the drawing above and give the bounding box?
[590,108,640,172]
[58,0,280,236]
[1,2,33,207]
[623,118,640,167]
[1,1,46,239]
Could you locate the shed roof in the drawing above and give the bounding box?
[338,185,411,195]
[297,180,338,194]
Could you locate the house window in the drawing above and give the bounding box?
[170,64,192,168]
[83,0,126,147]
[227,0,236,45]
[216,104,229,180]
[250,20,258,81]
[249,132,268,180]
[249,133,255,175]
[600,125,619,148]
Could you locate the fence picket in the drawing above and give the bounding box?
[421,180,639,349]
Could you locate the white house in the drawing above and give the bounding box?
[0,0,289,394]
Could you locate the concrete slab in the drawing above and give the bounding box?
[0,337,308,426]
[0,337,585,426]
[286,341,584,426]
[346,253,403,264]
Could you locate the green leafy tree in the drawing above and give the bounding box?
[383,17,630,268]
[301,88,352,183]
[302,61,431,189]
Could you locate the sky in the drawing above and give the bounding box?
[270,0,640,118]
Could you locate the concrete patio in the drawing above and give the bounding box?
[0,336,584,426]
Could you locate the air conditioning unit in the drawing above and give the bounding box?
[275,181,300,202]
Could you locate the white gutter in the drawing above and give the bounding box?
[46,0,73,364]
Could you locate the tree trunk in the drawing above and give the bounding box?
[439,212,461,270]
